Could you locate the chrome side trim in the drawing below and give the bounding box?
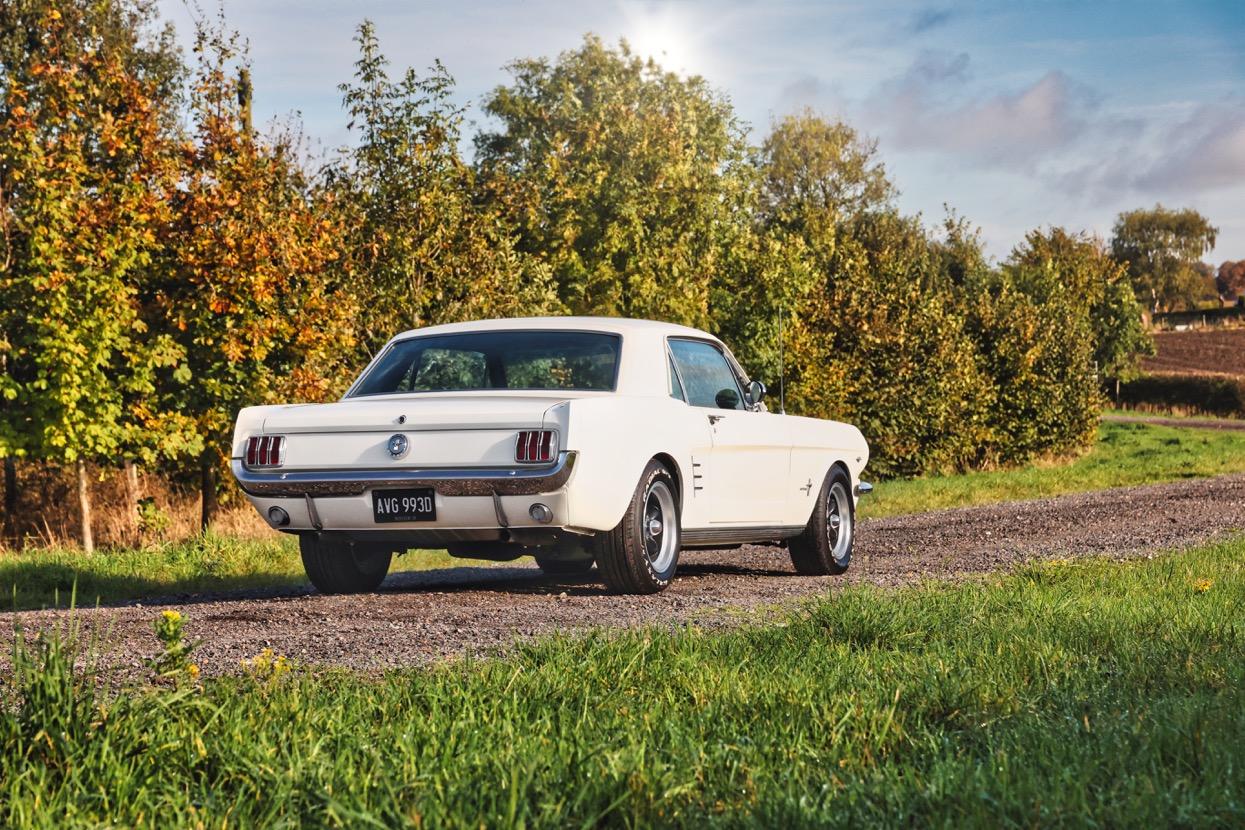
[232,451,577,498]
[681,524,805,547]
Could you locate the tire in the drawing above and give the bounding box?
[789,468,854,576]
[534,554,595,577]
[299,534,392,594]
[593,460,681,594]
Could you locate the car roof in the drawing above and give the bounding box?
[389,316,722,343]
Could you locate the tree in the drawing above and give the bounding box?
[756,111,895,229]
[323,22,554,361]
[1216,261,1245,305]
[475,35,748,328]
[1110,205,1218,313]
[1010,227,1152,385]
[148,22,353,529]
[0,0,186,550]
[783,212,992,477]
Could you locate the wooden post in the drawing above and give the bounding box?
[2,457,15,541]
[77,460,94,553]
[124,459,141,541]
[200,453,217,532]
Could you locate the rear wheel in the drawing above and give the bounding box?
[789,468,854,575]
[300,534,392,594]
[593,460,681,594]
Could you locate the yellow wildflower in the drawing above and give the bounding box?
[1194,579,1213,594]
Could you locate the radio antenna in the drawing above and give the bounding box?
[778,306,786,415]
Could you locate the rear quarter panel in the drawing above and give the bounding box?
[548,395,706,532]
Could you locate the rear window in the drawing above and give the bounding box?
[349,330,621,396]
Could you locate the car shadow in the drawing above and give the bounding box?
[4,552,800,614]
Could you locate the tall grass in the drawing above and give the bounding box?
[3,540,1242,827]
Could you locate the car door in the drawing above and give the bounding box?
[668,338,789,525]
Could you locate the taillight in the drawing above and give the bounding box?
[515,430,556,463]
[244,435,285,468]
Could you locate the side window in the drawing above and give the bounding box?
[668,355,686,401]
[669,339,744,410]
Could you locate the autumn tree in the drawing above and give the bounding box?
[1216,261,1245,305]
[784,213,992,477]
[1010,228,1152,386]
[475,35,748,329]
[756,110,895,229]
[1110,205,1218,313]
[148,22,354,528]
[0,0,187,549]
[322,22,554,361]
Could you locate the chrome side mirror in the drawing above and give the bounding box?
[746,380,766,407]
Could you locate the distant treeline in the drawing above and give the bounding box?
[0,1,1218,548]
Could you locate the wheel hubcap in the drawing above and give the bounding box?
[642,481,678,573]
[825,482,852,564]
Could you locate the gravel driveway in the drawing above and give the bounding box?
[5,473,1245,677]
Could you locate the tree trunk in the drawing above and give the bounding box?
[124,459,141,542]
[77,460,94,553]
[200,453,217,532]
[3,457,15,541]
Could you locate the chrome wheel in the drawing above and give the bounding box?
[826,481,853,565]
[642,480,678,573]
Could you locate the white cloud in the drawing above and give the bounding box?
[1137,100,1245,193]
[865,52,1101,168]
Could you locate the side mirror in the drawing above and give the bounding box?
[714,387,740,410]
[746,380,766,407]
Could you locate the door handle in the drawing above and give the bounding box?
[708,414,726,425]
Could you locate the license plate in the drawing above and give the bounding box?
[372,488,436,523]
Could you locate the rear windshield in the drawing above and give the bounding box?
[349,330,621,396]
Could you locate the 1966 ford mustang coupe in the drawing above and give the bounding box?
[231,317,871,595]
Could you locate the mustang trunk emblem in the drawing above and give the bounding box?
[387,434,409,459]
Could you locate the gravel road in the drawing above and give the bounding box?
[5,473,1245,678]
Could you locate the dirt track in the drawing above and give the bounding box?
[5,473,1245,677]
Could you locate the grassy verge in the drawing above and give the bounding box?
[862,418,1245,518]
[4,540,1243,827]
[0,534,487,611]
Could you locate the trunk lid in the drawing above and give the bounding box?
[257,393,575,471]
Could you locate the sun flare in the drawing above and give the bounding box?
[620,3,706,75]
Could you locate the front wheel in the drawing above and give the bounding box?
[789,468,854,575]
[593,460,681,594]
[300,534,392,594]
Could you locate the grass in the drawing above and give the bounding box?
[0,534,487,612]
[861,419,1245,518]
[3,539,1243,827]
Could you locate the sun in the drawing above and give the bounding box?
[620,3,706,76]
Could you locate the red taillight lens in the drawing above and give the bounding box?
[516,430,556,464]
[245,435,284,468]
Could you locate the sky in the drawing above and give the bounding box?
[155,0,1245,262]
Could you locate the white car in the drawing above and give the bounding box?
[231,317,871,595]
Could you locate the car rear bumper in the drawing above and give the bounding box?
[233,451,583,538]
[231,451,577,498]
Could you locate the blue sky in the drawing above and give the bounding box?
[156,0,1245,261]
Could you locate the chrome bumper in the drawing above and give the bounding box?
[231,451,577,498]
